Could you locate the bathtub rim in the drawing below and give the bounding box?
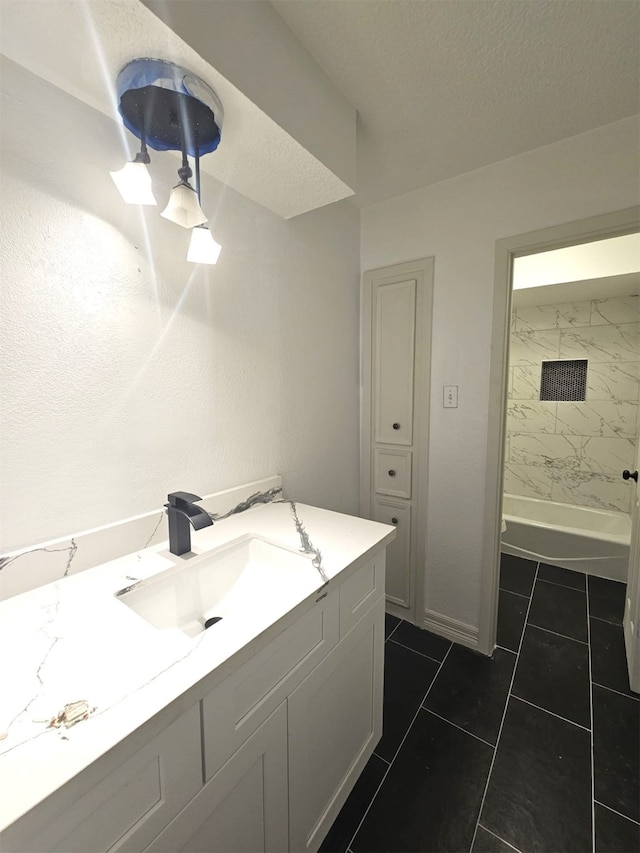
[502,493,631,545]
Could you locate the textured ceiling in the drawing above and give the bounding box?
[0,0,354,218]
[272,0,640,206]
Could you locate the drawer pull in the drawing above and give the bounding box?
[388,469,396,477]
[391,517,398,524]
[392,422,400,430]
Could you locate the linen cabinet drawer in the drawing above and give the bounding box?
[202,589,339,780]
[339,553,385,638]
[374,449,412,498]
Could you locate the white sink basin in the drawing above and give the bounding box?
[116,535,317,637]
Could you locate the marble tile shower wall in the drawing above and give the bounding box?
[506,295,639,514]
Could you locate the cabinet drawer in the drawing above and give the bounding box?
[1,705,202,853]
[374,449,412,498]
[339,552,385,638]
[202,590,339,780]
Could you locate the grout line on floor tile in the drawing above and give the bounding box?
[468,562,540,853]
[526,620,588,645]
[387,637,449,665]
[371,751,391,764]
[385,618,401,641]
[386,641,453,766]
[594,800,640,826]
[499,587,531,600]
[586,577,596,853]
[477,824,523,852]
[589,614,623,627]
[344,639,454,853]
[535,576,586,594]
[591,681,639,701]
[510,694,591,732]
[420,707,496,749]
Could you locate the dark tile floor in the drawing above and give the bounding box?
[319,555,640,853]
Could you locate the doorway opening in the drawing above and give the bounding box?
[478,207,640,660]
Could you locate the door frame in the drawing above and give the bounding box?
[478,206,640,656]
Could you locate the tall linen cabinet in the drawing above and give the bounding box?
[360,258,433,625]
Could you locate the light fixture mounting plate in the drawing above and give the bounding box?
[116,58,223,156]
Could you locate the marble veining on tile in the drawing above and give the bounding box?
[509,330,561,365]
[560,323,639,363]
[555,400,637,438]
[587,361,640,402]
[507,401,557,434]
[510,365,540,400]
[590,295,640,326]
[509,433,582,470]
[503,464,553,500]
[551,470,632,514]
[514,301,591,332]
[581,436,636,475]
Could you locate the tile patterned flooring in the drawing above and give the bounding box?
[319,555,640,853]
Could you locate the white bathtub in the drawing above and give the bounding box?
[501,494,631,582]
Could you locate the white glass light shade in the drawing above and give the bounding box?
[187,226,222,265]
[109,161,157,205]
[161,183,208,229]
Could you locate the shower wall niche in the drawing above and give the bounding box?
[505,294,639,514]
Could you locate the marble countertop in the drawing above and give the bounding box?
[0,500,394,833]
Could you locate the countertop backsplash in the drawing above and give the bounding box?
[0,476,283,602]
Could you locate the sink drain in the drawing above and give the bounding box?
[204,616,223,630]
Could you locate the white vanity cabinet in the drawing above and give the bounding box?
[1,549,386,853]
[154,552,385,853]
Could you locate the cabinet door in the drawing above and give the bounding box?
[202,590,339,780]
[373,278,416,446]
[288,598,384,853]
[147,703,288,853]
[1,705,202,853]
[373,498,411,611]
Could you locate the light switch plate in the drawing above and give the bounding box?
[443,385,458,408]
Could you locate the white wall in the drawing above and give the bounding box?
[0,58,361,554]
[361,116,640,630]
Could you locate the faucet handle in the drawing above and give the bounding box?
[167,491,203,506]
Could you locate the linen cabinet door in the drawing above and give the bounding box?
[373,278,416,447]
[373,498,411,612]
[147,703,288,853]
[288,598,384,853]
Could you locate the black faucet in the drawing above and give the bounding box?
[165,491,214,555]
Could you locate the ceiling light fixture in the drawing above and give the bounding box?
[110,137,157,205]
[187,225,222,265]
[112,58,223,263]
[161,152,207,229]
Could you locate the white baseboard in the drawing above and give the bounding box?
[423,609,479,650]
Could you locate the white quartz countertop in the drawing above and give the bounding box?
[0,500,394,832]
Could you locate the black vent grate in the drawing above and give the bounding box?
[540,359,588,402]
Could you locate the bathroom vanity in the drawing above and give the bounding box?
[0,496,394,853]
